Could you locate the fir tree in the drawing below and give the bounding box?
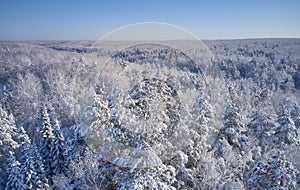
[40,106,54,179]
[246,109,275,153]
[81,89,111,150]
[189,95,213,134]
[211,84,248,167]
[214,101,245,155]
[273,104,298,148]
[20,133,50,189]
[65,124,87,166]
[222,86,246,151]
[0,107,19,188]
[290,103,300,129]
[50,118,67,175]
[1,85,12,113]
[0,107,18,155]
[5,154,26,190]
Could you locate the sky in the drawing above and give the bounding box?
[0,0,299,40]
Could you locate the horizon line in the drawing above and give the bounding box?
[1,37,300,42]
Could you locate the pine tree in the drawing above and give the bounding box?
[40,106,54,179]
[5,154,26,190]
[50,118,67,175]
[20,132,50,189]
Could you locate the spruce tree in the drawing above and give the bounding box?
[5,154,26,190]
[274,104,298,148]
[211,84,247,166]
[40,106,54,180]
[222,85,246,151]
[216,101,245,153]
[290,103,300,129]
[246,109,275,153]
[189,95,213,134]
[0,107,18,155]
[0,107,19,188]
[50,118,67,175]
[20,132,50,189]
[81,89,111,149]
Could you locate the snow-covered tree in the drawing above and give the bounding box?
[50,118,67,176]
[247,150,299,190]
[290,103,300,129]
[189,95,214,133]
[116,164,177,190]
[5,154,26,190]
[174,95,216,188]
[80,88,111,150]
[246,109,275,153]
[0,85,12,113]
[0,107,19,188]
[273,104,298,148]
[221,85,246,152]
[65,124,87,163]
[68,149,107,190]
[10,72,43,132]
[0,107,18,155]
[20,133,50,189]
[40,106,54,179]
[16,126,29,148]
[213,100,246,156]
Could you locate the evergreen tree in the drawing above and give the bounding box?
[65,124,87,179]
[273,104,298,148]
[116,164,177,190]
[219,85,246,153]
[5,154,26,190]
[290,103,300,129]
[247,150,299,190]
[189,95,213,134]
[214,101,245,156]
[80,89,111,150]
[0,107,18,155]
[40,106,54,179]
[20,132,50,189]
[0,107,19,188]
[246,109,275,153]
[17,126,29,146]
[1,85,12,113]
[62,131,83,188]
[50,118,67,175]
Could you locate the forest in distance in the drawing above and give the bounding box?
[0,38,300,190]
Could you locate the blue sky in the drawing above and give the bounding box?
[0,0,299,40]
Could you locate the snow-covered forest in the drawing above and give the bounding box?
[0,39,300,189]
